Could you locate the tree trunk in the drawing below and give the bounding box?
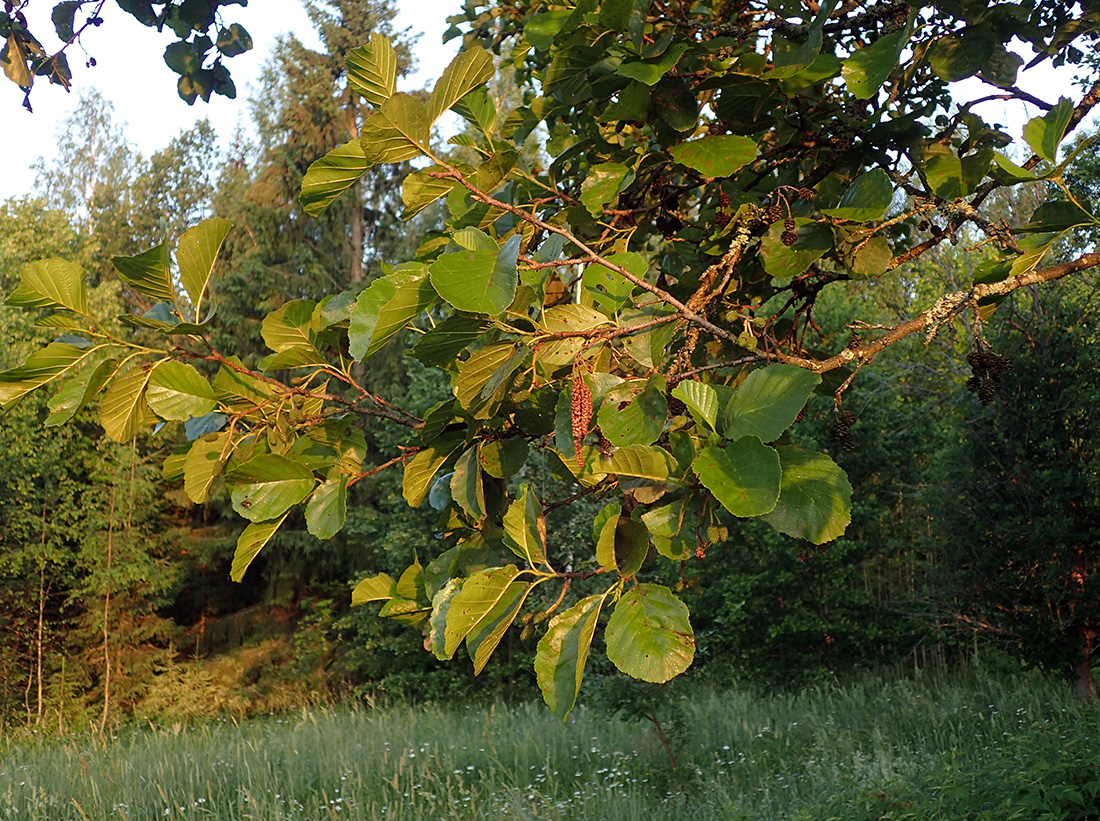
[1074,624,1097,703]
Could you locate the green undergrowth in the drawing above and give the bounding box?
[0,668,1096,820]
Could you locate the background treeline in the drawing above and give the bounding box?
[2,0,1099,730]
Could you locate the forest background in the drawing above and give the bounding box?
[1,0,1100,736]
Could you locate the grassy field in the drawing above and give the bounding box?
[1,668,1098,820]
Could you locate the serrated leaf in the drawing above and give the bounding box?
[360,93,430,164]
[429,233,520,315]
[542,304,613,334]
[401,164,465,219]
[261,299,323,357]
[145,360,216,421]
[597,514,648,576]
[503,484,547,566]
[763,446,852,544]
[928,29,994,82]
[605,583,694,683]
[617,42,689,85]
[452,85,497,135]
[7,258,88,314]
[402,434,464,507]
[300,139,370,217]
[724,363,820,441]
[694,439,781,517]
[231,513,289,582]
[641,497,694,560]
[427,45,494,124]
[671,380,718,430]
[346,32,397,107]
[305,475,348,540]
[535,594,606,720]
[113,243,176,304]
[99,363,158,441]
[349,266,435,360]
[351,572,398,605]
[0,341,97,410]
[176,217,232,317]
[822,169,893,222]
[225,454,316,521]
[670,135,758,178]
[443,565,520,659]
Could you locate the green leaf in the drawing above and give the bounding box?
[822,169,893,222]
[760,219,833,278]
[260,300,324,364]
[981,47,1023,88]
[300,139,370,217]
[525,10,572,50]
[617,42,689,86]
[503,484,547,567]
[349,266,435,360]
[479,438,529,478]
[1023,97,1073,163]
[145,360,216,421]
[305,475,348,540]
[443,565,520,659]
[582,252,645,314]
[454,342,523,412]
[401,164,465,219]
[841,28,906,99]
[215,23,252,57]
[452,86,497,136]
[351,572,398,605]
[763,446,852,544]
[671,380,718,430]
[51,2,80,41]
[428,579,464,659]
[599,516,648,576]
[0,341,97,410]
[725,364,820,441]
[7,258,88,315]
[402,434,464,507]
[466,579,531,675]
[670,135,758,178]
[99,363,158,442]
[231,513,289,583]
[693,439,781,517]
[411,316,490,367]
[427,44,494,124]
[598,380,667,447]
[45,358,117,426]
[113,243,176,304]
[183,431,230,503]
[450,445,486,520]
[430,234,520,315]
[605,583,694,683]
[535,594,606,720]
[928,28,994,82]
[598,444,677,481]
[346,32,397,107]
[360,93,430,164]
[176,217,231,317]
[225,454,316,522]
[641,497,694,560]
[580,162,635,216]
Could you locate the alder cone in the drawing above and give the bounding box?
[571,367,593,468]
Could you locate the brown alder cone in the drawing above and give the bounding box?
[571,363,593,469]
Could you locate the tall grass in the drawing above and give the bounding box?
[0,667,1096,820]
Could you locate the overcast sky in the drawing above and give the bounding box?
[0,3,1090,203]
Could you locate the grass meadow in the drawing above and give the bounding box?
[1,668,1098,820]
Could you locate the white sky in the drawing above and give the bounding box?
[0,0,462,200]
[0,3,1092,202]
